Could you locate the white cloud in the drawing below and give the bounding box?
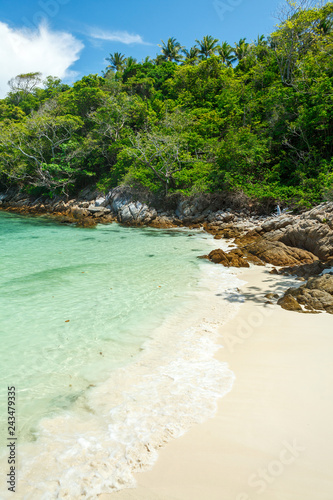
[89,28,149,45]
[0,22,84,98]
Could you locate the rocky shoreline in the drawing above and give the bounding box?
[1,187,333,314]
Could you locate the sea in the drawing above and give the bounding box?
[0,211,242,499]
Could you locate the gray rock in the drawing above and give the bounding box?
[88,206,110,214]
[94,197,107,207]
[118,201,157,224]
[176,197,211,218]
[106,187,132,214]
[261,216,294,233]
[279,217,333,261]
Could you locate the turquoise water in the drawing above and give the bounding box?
[0,211,212,443]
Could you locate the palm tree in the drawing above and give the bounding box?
[158,37,184,62]
[218,42,237,67]
[105,52,126,72]
[182,46,200,65]
[155,54,166,65]
[142,56,153,64]
[317,17,333,35]
[125,56,137,70]
[253,34,269,61]
[195,35,219,60]
[234,38,251,61]
[254,34,267,47]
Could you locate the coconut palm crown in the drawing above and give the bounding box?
[158,37,184,62]
[195,35,219,59]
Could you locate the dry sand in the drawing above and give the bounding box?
[100,265,333,500]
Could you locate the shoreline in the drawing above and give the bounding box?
[0,225,243,499]
[0,187,283,232]
[1,206,332,498]
[100,265,333,500]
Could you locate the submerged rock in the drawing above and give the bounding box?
[149,216,177,229]
[75,218,98,228]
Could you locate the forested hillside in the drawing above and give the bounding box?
[0,2,332,208]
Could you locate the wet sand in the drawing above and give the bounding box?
[102,266,333,500]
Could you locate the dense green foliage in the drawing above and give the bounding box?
[0,2,332,208]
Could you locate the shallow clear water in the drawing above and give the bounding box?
[0,211,241,498]
[0,211,215,442]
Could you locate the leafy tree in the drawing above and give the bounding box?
[0,113,83,192]
[0,1,332,207]
[8,72,42,98]
[270,1,333,85]
[120,113,196,193]
[57,75,106,119]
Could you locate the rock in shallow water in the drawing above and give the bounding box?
[203,249,250,268]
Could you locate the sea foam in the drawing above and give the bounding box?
[0,261,243,499]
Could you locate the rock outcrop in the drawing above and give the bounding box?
[278,274,333,314]
[244,239,318,267]
[276,203,333,261]
[277,294,303,312]
[202,249,250,268]
[278,260,333,279]
[117,201,157,225]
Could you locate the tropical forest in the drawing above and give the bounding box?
[0,1,332,209]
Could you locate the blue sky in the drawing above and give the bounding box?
[0,0,282,97]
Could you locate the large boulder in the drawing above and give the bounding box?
[306,274,333,295]
[278,274,333,314]
[279,221,333,261]
[277,294,303,312]
[261,216,295,233]
[202,248,250,268]
[277,203,333,261]
[176,197,211,218]
[244,239,317,267]
[117,201,157,225]
[99,187,157,225]
[106,186,132,214]
[70,208,89,219]
[149,216,177,229]
[279,260,330,279]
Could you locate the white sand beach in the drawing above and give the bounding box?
[101,265,333,500]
